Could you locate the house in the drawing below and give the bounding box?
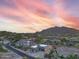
[69,37,79,43]
[30,44,52,53]
[15,39,35,47]
[3,40,10,44]
[26,44,53,58]
[65,37,79,46]
[45,39,61,45]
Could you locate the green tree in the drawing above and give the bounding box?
[59,55,65,59]
[35,36,44,44]
[35,57,42,59]
[13,34,23,43]
[27,34,32,39]
[0,45,8,52]
[46,40,53,45]
[66,54,79,59]
[45,46,59,59]
[23,56,28,59]
[60,37,67,45]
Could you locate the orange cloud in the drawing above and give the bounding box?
[0,0,55,32]
[0,0,79,33]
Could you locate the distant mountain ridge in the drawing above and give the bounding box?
[0,27,79,38]
[36,27,79,37]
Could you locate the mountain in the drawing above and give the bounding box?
[36,27,79,37]
[0,27,79,39]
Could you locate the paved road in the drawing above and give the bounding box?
[4,44,35,59]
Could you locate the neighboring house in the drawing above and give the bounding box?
[69,38,79,43]
[45,39,61,45]
[3,40,10,44]
[15,39,35,47]
[51,39,60,45]
[66,38,79,46]
[26,44,53,58]
[30,44,52,53]
[0,41,2,44]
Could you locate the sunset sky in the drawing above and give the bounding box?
[0,0,79,33]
